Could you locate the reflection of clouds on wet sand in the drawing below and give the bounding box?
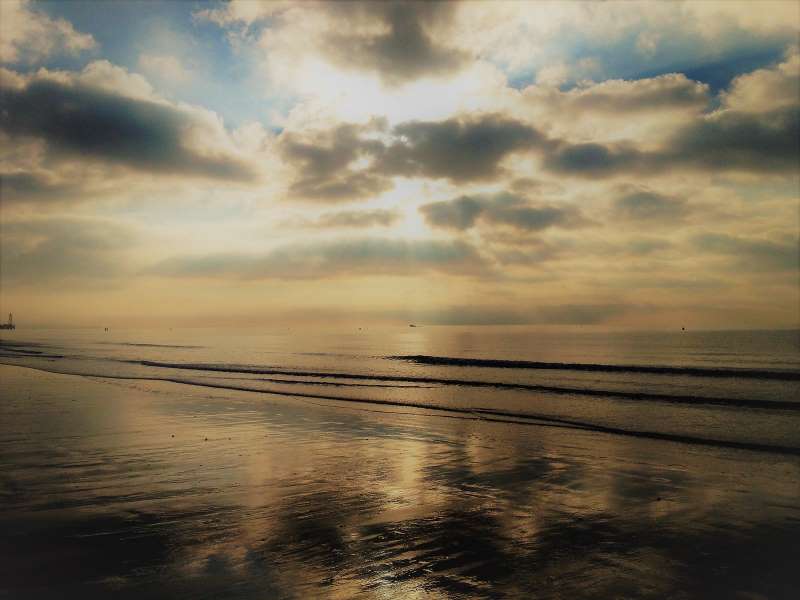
[1,365,798,599]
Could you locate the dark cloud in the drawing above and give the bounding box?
[0,77,255,182]
[508,177,560,195]
[420,193,587,232]
[544,106,800,177]
[485,202,585,231]
[613,191,690,223]
[404,104,800,181]
[280,115,543,201]
[410,303,632,325]
[322,1,466,86]
[288,171,392,203]
[378,114,543,182]
[613,277,727,291]
[0,171,81,205]
[420,196,483,230]
[280,123,384,180]
[283,101,792,200]
[0,218,137,285]
[669,105,800,173]
[279,121,390,202]
[149,238,487,280]
[692,233,799,271]
[491,235,675,266]
[544,142,650,177]
[488,241,561,265]
[627,237,673,255]
[313,209,400,228]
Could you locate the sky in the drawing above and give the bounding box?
[0,0,798,330]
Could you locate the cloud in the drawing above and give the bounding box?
[409,303,633,326]
[543,104,799,177]
[541,51,800,177]
[198,1,466,87]
[279,114,544,201]
[456,0,798,92]
[544,142,648,177]
[287,171,392,203]
[320,1,467,86]
[378,114,543,182]
[0,217,138,286]
[0,65,256,183]
[526,73,710,115]
[518,72,711,147]
[278,53,798,194]
[692,233,799,271]
[627,238,673,255]
[0,171,83,206]
[149,238,488,280]
[193,0,292,27]
[138,53,193,84]
[279,121,390,202]
[612,190,690,223]
[669,104,800,173]
[310,209,400,228]
[420,196,483,230]
[721,45,800,112]
[0,0,95,64]
[420,192,587,232]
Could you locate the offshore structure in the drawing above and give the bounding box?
[0,313,15,330]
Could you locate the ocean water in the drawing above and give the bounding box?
[2,327,800,598]
[1,327,799,454]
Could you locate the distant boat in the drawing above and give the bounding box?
[0,313,15,330]
[409,324,417,328]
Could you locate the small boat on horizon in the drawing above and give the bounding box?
[0,313,15,330]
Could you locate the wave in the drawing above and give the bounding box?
[133,360,800,411]
[0,351,64,359]
[100,342,204,349]
[3,361,799,456]
[391,355,800,381]
[0,346,46,355]
[208,375,432,389]
[0,340,63,359]
[70,371,800,457]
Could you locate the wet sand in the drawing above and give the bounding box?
[1,364,799,599]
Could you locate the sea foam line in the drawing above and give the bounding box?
[391,355,800,381]
[132,360,800,411]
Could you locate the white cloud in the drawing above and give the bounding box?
[722,46,800,112]
[0,0,95,64]
[78,60,157,100]
[193,0,290,27]
[138,53,193,85]
[517,73,710,144]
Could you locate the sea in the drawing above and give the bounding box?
[1,327,799,454]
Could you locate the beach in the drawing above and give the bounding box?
[4,0,800,597]
[2,346,799,598]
